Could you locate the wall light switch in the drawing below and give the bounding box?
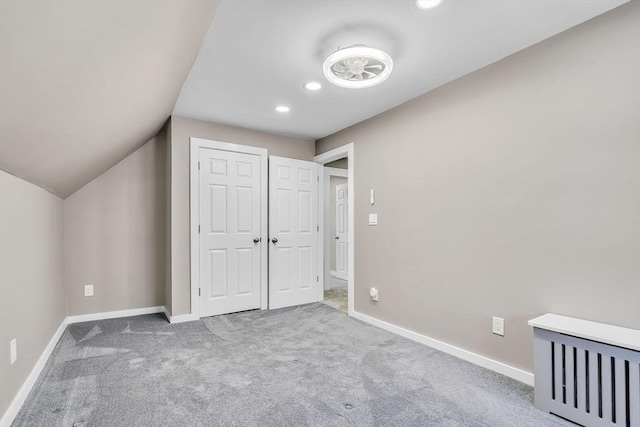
[370,189,375,205]
[10,338,17,364]
[84,284,94,297]
[368,213,378,226]
[492,316,505,336]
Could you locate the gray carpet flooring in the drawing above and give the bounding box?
[13,303,570,427]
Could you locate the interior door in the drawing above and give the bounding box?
[269,156,320,309]
[334,183,348,280]
[199,147,262,317]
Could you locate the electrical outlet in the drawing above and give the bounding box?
[492,316,505,336]
[84,284,94,297]
[10,338,17,364]
[368,213,378,226]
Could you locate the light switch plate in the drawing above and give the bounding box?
[10,338,17,364]
[84,284,94,297]
[368,213,378,226]
[492,316,505,336]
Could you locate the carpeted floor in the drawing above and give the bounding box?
[13,304,570,427]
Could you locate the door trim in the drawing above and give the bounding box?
[314,143,355,316]
[189,137,268,319]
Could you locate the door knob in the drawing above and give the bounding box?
[253,238,260,244]
[335,236,339,240]
[271,238,278,244]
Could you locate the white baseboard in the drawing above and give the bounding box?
[66,306,164,324]
[167,312,199,323]
[351,310,534,386]
[1,305,168,427]
[161,306,199,324]
[162,306,172,322]
[330,271,348,281]
[0,319,67,427]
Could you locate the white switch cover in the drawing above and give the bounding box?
[368,213,378,226]
[492,316,505,336]
[10,338,17,364]
[84,284,94,297]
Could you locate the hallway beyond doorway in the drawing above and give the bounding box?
[322,276,347,312]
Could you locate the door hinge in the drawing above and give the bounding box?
[317,176,319,182]
[317,276,319,282]
[199,288,201,296]
[198,225,201,233]
[317,225,319,232]
[198,161,201,170]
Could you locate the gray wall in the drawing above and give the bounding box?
[316,2,640,373]
[64,133,167,315]
[330,176,348,272]
[169,115,315,315]
[0,171,65,417]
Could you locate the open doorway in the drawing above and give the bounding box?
[323,160,348,312]
[315,143,354,315]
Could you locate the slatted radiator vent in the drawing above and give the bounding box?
[529,314,640,427]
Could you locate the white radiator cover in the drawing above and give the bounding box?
[530,314,640,427]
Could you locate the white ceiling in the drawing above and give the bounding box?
[0,0,220,198]
[174,0,628,140]
[0,0,628,197]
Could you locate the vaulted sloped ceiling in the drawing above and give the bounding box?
[0,0,220,198]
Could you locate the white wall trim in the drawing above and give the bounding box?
[0,305,169,427]
[65,306,165,324]
[324,167,348,178]
[351,310,534,386]
[166,312,200,324]
[162,302,198,323]
[189,138,269,320]
[0,320,67,427]
[163,306,172,323]
[314,143,354,316]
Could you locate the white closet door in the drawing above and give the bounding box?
[269,156,320,309]
[334,183,348,280]
[199,147,262,317]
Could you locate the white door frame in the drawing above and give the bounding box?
[190,137,269,319]
[323,167,348,288]
[314,143,355,316]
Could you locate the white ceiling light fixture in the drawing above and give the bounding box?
[303,82,322,91]
[323,45,393,89]
[416,0,443,10]
[275,105,290,113]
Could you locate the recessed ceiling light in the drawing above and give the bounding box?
[303,82,322,91]
[275,105,290,113]
[323,45,393,89]
[416,0,443,10]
